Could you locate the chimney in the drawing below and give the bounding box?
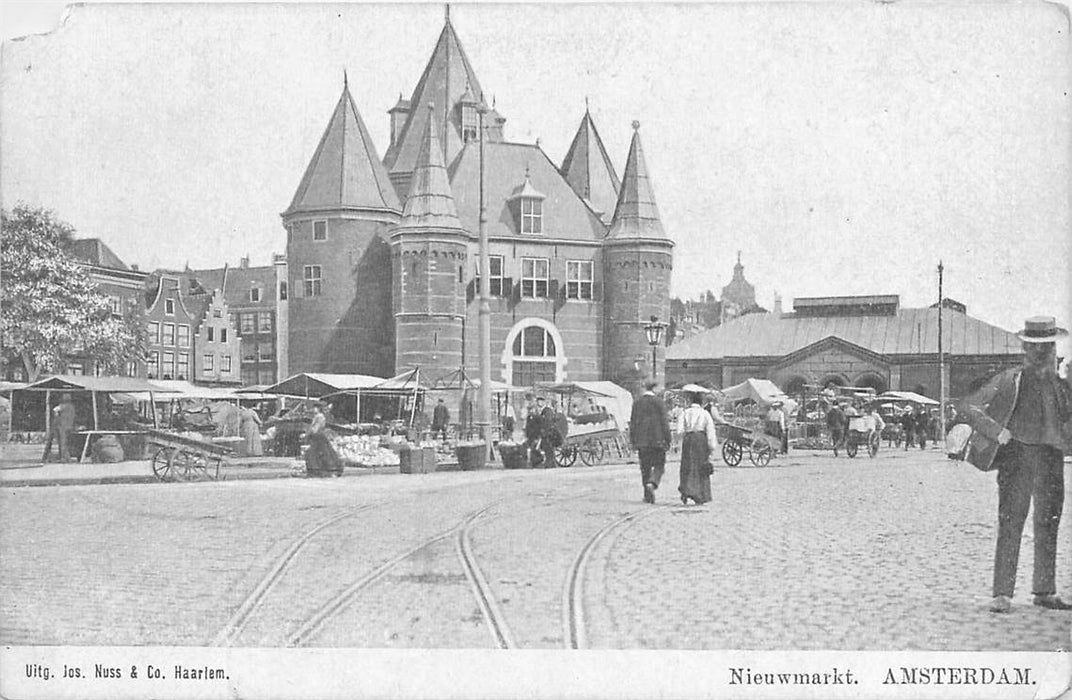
[240,256,250,269]
[773,292,783,318]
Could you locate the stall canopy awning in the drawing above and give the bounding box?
[263,373,385,398]
[876,391,940,406]
[374,368,426,391]
[22,375,164,393]
[722,378,792,407]
[0,381,28,392]
[147,380,238,400]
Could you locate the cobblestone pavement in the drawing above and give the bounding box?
[1,448,1069,650]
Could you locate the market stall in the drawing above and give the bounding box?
[16,375,170,462]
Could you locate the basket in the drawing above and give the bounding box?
[455,443,488,471]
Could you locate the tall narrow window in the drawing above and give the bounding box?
[221,355,232,372]
[250,286,261,302]
[241,313,256,334]
[461,105,478,143]
[177,324,190,347]
[304,265,322,297]
[279,281,288,300]
[176,353,189,380]
[164,298,175,316]
[489,255,504,296]
[313,220,327,241]
[147,352,159,378]
[207,327,215,342]
[203,355,214,373]
[520,198,543,234]
[147,321,160,343]
[520,257,549,298]
[162,351,175,379]
[566,260,594,300]
[258,313,272,333]
[162,323,176,346]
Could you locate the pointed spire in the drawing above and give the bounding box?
[396,103,466,232]
[287,78,401,215]
[343,68,348,90]
[607,121,668,241]
[561,104,621,223]
[383,16,496,183]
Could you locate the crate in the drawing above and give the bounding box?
[455,443,488,471]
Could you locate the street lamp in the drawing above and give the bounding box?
[644,315,668,380]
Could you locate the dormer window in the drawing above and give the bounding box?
[249,286,261,303]
[521,198,543,234]
[461,104,478,143]
[508,171,546,235]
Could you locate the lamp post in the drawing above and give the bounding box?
[644,315,667,382]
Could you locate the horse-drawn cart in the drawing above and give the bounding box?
[146,428,239,481]
[717,423,778,467]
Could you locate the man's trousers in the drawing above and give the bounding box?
[993,441,1065,597]
[637,447,666,488]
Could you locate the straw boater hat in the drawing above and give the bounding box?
[1017,316,1068,343]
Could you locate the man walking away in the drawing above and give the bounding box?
[629,381,672,503]
[899,407,915,450]
[42,393,77,463]
[958,316,1072,614]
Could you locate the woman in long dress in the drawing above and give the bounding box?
[238,406,263,457]
[677,392,718,504]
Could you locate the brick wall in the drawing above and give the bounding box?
[603,245,672,389]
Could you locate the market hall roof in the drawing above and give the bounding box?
[560,107,621,223]
[447,141,606,241]
[66,238,130,271]
[667,305,1023,360]
[285,78,401,217]
[607,122,670,244]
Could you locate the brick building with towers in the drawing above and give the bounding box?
[282,13,674,389]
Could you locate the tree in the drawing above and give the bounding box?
[1,204,144,381]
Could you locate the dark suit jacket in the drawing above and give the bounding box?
[629,393,671,449]
[957,367,1071,471]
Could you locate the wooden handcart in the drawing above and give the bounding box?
[553,423,626,467]
[146,428,237,481]
[717,423,778,467]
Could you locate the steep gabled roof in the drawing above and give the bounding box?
[447,142,606,240]
[395,105,467,233]
[560,108,620,223]
[607,122,670,243]
[66,238,130,270]
[286,79,401,216]
[383,19,495,183]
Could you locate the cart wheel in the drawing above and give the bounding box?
[151,448,174,481]
[846,436,858,458]
[553,444,577,468]
[868,432,880,458]
[722,440,743,467]
[579,438,604,466]
[750,442,773,467]
[174,451,209,479]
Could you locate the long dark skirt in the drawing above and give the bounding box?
[679,432,712,504]
[306,431,343,476]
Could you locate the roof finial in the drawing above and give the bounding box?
[343,68,348,90]
[632,119,640,131]
[585,96,590,113]
[737,250,742,265]
[445,4,451,23]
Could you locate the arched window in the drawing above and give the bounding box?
[513,326,556,357]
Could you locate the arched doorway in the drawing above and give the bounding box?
[819,374,848,390]
[854,372,887,394]
[502,320,564,386]
[783,375,808,395]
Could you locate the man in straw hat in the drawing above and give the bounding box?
[958,316,1072,613]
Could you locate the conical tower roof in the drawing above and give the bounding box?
[286,78,401,216]
[560,107,620,223]
[395,105,467,233]
[607,122,669,242]
[383,17,496,183]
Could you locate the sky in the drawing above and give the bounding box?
[2,1,1070,350]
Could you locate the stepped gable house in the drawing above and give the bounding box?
[666,295,1024,399]
[282,15,674,387]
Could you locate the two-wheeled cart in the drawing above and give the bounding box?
[717,423,778,467]
[844,415,880,458]
[553,422,626,467]
[146,428,238,481]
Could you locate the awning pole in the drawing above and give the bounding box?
[45,389,52,435]
[149,392,158,428]
[91,390,100,430]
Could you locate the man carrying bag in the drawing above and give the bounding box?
[957,316,1072,614]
